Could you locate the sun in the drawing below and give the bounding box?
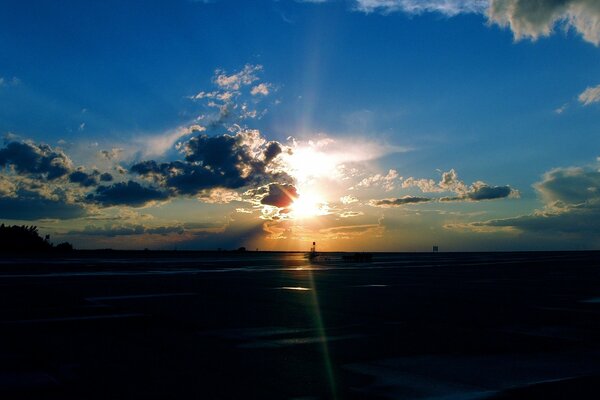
[290,191,328,219]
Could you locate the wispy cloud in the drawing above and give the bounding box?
[353,0,487,16]
[555,103,568,114]
[579,84,600,105]
[306,1,600,46]
[134,124,205,158]
[0,76,20,87]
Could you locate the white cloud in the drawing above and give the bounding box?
[555,103,568,114]
[353,0,487,15]
[579,84,600,105]
[402,169,466,194]
[197,188,242,204]
[214,64,262,91]
[340,195,359,204]
[250,83,271,96]
[355,169,400,191]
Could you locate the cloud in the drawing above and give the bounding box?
[354,169,400,191]
[579,84,600,105]
[353,0,487,15]
[197,188,242,204]
[339,211,364,218]
[134,125,205,158]
[0,195,86,220]
[250,83,271,96]
[458,165,600,237]
[555,103,568,114]
[441,182,518,201]
[86,181,170,207]
[0,189,86,220]
[401,169,517,201]
[401,177,439,192]
[402,168,466,194]
[535,166,600,205]
[317,223,384,240]
[68,223,186,237]
[467,182,517,200]
[488,0,600,45]
[348,0,600,46]
[0,141,73,180]
[0,76,20,87]
[131,129,291,196]
[260,183,298,208]
[69,170,98,187]
[340,195,359,204]
[99,148,124,160]
[214,64,262,91]
[263,141,283,164]
[99,172,113,182]
[369,195,432,207]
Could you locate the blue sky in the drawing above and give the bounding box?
[1,0,600,250]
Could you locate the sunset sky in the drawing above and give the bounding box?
[1,0,600,251]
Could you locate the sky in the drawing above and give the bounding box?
[1,0,600,251]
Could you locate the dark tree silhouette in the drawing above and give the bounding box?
[0,224,74,253]
[55,242,74,252]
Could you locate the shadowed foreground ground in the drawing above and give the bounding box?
[0,251,600,399]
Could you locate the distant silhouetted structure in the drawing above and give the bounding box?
[433,245,439,253]
[0,224,74,253]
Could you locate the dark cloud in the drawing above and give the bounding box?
[535,167,600,205]
[369,196,432,207]
[489,0,600,45]
[472,206,600,235]
[441,183,517,202]
[69,171,98,187]
[99,172,113,182]
[0,141,72,180]
[131,130,291,196]
[0,190,86,220]
[465,166,600,237]
[467,184,513,200]
[260,183,298,208]
[86,181,169,207]
[69,224,185,237]
[263,141,282,164]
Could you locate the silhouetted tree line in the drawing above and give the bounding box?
[0,224,74,253]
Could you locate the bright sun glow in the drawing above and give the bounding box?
[287,146,338,183]
[290,191,328,219]
[283,142,340,219]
